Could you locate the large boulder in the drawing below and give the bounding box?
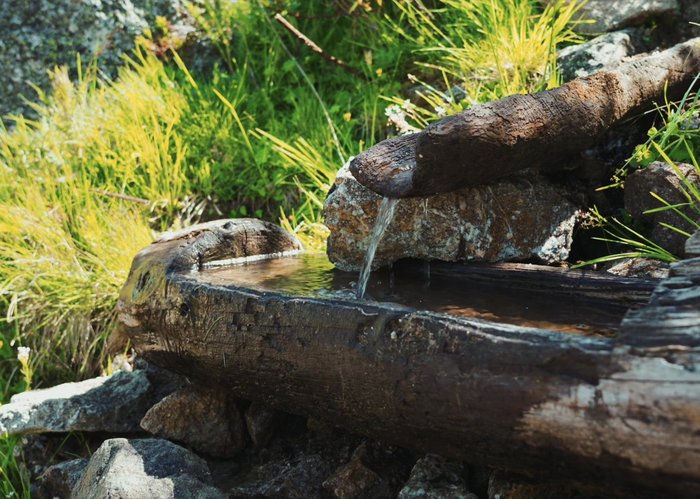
[0,0,200,121]
[324,164,581,271]
[560,0,679,34]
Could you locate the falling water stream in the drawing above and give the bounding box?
[356,197,399,299]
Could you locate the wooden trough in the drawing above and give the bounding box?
[115,219,700,496]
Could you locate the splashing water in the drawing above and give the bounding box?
[356,197,399,299]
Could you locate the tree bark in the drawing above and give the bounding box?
[116,220,700,496]
[350,38,700,197]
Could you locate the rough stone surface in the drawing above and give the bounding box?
[398,454,472,499]
[486,470,608,499]
[557,31,635,81]
[71,438,225,499]
[227,453,334,498]
[324,164,581,271]
[139,359,189,403]
[37,458,88,499]
[322,442,404,499]
[604,257,670,279]
[323,457,387,499]
[624,161,699,257]
[245,401,281,448]
[562,0,679,34]
[0,0,200,121]
[0,369,152,435]
[140,385,246,458]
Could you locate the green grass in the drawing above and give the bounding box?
[0,435,30,498]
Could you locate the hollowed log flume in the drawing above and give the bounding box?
[350,37,700,197]
[115,219,700,496]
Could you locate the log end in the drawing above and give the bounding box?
[349,133,423,198]
[109,218,302,355]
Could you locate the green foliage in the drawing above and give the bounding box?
[579,78,700,266]
[0,434,30,498]
[386,0,582,102]
[629,76,700,171]
[573,206,678,268]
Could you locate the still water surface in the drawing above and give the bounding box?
[198,253,623,336]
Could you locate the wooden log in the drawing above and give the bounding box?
[403,260,656,307]
[350,38,700,197]
[116,220,700,496]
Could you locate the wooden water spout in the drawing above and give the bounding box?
[350,38,700,197]
[115,219,700,496]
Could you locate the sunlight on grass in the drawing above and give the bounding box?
[389,0,582,101]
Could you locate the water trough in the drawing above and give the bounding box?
[115,218,700,495]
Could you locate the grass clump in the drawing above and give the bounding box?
[386,0,582,103]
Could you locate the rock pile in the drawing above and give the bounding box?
[0,361,472,498]
[3,360,631,498]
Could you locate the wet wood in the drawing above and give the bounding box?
[350,38,700,197]
[403,260,656,307]
[116,220,700,496]
[620,256,700,345]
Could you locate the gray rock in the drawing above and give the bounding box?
[227,453,333,498]
[72,438,226,499]
[604,257,670,279]
[624,161,699,257]
[557,31,635,81]
[0,0,201,121]
[561,0,679,34]
[322,442,393,499]
[245,401,281,448]
[140,385,246,458]
[324,164,581,271]
[37,458,88,499]
[139,359,189,403]
[0,369,152,435]
[398,454,473,499]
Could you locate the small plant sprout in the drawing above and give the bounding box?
[16,346,32,390]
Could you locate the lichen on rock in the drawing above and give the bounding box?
[0,0,200,122]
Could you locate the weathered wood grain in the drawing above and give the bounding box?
[116,220,700,496]
[350,38,700,197]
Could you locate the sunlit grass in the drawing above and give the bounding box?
[387,0,583,102]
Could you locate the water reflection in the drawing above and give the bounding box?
[198,253,623,336]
